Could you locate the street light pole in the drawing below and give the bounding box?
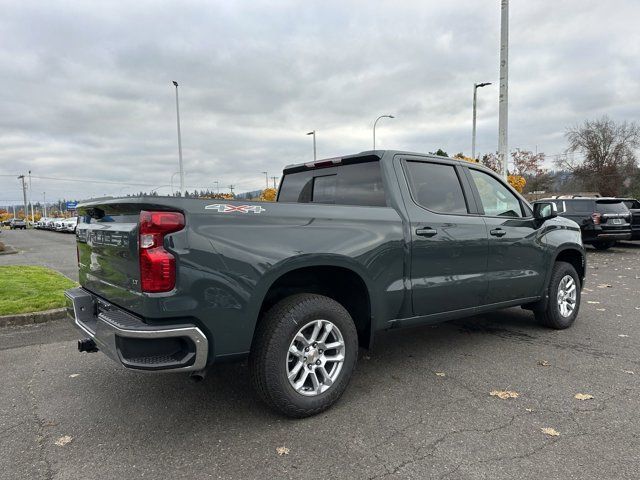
[172,81,185,195]
[498,0,509,178]
[17,175,27,220]
[261,171,268,189]
[306,130,316,161]
[28,170,34,223]
[472,83,492,160]
[373,115,395,150]
[43,192,47,218]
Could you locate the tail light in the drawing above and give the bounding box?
[139,211,185,293]
[591,212,601,225]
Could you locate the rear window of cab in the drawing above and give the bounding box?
[278,161,386,207]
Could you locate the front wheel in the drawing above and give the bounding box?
[534,261,581,329]
[249,293,358,418]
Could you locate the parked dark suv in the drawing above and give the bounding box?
[620,198,640,240]
[535,197,631,250]
[9,219,27,230]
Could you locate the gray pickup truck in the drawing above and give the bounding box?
[66,150,585,417]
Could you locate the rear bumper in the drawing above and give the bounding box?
[593,232,632,241]
[65,287,208,372]
[582,230,631,242]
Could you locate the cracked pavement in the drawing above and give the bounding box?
[1,231,639,479]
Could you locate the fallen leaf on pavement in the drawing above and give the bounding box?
[490,390,519,399]
[55,436,73,447]
[537,360,551,367]
[618,334,629,338]
[541,427,560,437]
[435,372,446,377]
[597,284,612,288]
[596,308,606,311]
[574,393,594,400]
[623,370,634,375]
[276,446,290,456]
[587,301,600,304]
[525,408,533,412]
[69,374,79,378]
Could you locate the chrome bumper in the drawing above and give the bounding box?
[65,287,208,372]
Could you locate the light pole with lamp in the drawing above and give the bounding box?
[261,171,268,189]
[306,130,316,161]
[472,82,492,160]
[373,115,394,150]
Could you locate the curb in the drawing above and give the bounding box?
[0,308,67,328]
[0,247,18,255]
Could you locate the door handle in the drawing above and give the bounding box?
[416,227,437,237]
[490,228,506,237]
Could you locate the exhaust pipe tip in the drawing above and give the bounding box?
[78,338,98,353]
[189,369,207,383]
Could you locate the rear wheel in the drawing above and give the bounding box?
[249,293,358,418]
[534,261,581,329]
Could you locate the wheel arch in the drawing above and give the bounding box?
[552,246,586,286]
[251,257,377,350]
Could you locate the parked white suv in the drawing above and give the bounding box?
[62,218,78,233]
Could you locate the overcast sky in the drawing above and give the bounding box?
[1,0,639,204]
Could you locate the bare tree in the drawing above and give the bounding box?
[511,149,552,192]
[559,116,640,196]
[511,149,545,177]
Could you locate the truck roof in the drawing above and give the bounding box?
[283,150,490,174]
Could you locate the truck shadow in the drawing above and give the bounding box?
[78,306,558,438]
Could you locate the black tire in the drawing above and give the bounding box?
[534,261,581,329]
[249,293,358,418]
[592,241,614,250]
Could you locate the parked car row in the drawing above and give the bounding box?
[533,196,640,250]
[35,216,78,233]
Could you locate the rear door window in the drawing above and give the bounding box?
[404,161,468,214]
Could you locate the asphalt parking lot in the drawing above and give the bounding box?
[0,229,78,281]
[1,230,639,479]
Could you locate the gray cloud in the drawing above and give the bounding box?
[1,0,639,203]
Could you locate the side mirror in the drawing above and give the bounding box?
[534,202,557,220]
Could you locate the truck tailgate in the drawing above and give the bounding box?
[77,211,142,309]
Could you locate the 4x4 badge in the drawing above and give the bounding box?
[205,204,265,214]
